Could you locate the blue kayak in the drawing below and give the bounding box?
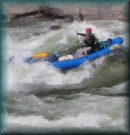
[26,37,124,70]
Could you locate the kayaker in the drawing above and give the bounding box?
[75,27,98,58]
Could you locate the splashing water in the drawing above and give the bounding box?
[4,18,128,134]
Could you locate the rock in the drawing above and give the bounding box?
[79,12,84,21]
[49,25,61,30]
[6,4,127,21]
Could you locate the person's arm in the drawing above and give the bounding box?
[77,33,86,36]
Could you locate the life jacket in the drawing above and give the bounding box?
[90,33,99,45]
[85,33,98,46]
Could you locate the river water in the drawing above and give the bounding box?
[3,17,129,134]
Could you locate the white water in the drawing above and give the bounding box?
[4,19,129,133]
[6,91,128,133]
[8,20,127,89]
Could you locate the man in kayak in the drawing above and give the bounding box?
[75,27,98,58]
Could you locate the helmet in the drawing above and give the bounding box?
[86,27,92,33]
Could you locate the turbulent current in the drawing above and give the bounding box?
[3,17,129,133]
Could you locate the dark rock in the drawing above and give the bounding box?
[79,12,84,21]
[78,7,84,21]
[37,6,66,19]
[7,5,127,21]
[49,25,61,30]
[11,10,43,20]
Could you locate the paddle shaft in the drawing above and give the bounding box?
[72,21,87,56]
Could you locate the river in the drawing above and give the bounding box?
[3,17,129,134]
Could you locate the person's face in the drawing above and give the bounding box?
[86,31,90,34]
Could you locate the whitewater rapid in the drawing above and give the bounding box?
[3,18,129,134]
